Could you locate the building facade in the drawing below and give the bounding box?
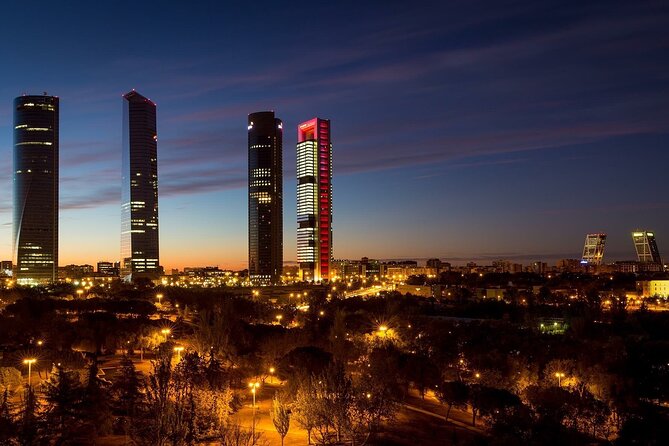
[637,280,669,298]
[632,230,662,264]
[13,94,59,284]
[582,233,607,266]
[248,111,283,284]
[121,90,160,281]
[296,118,332,282]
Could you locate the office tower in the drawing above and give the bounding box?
[121,90,160,281]
[581,233,607,266]
[97,261,119,276]
[248,111,283,284]
[13,94,59,284]
[296,118,332,282]
[632,230,662,264]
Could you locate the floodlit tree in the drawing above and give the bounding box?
[270,392,290,446]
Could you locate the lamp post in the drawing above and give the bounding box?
[248,381,260,441]
[555,372,565,387]
[156,293,163,305]
[161,328,171,343]
[23,358,36,388]
[174,346,184,362]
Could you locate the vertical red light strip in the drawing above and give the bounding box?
[317,119,331,280]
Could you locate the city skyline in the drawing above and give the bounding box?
[0,1,668,270]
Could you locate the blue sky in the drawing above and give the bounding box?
[0,0,668,269]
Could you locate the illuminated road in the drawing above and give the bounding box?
[344,284,394,298]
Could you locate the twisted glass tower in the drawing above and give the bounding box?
[121,90,160,281]
[248,111,283,285]
[13,94,59,284]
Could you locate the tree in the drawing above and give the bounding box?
[436,381,469,420]
[17,387,40,446]
[81,361,112,439]
[0,367,22,392]
[112,355,143,418]
[270,392,290,446]
[132,357,173,446]
[43,365,86,441]
[401,353,440,399]
[0,388,15,444]
[219,422,267,446]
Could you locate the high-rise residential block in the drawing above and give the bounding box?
[13,94,59,284]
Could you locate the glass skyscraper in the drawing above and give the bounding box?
[296,118,332,282]
[632,230,662,264]
[13,94,59,284]
[581,233,606,266]
[121,90,160,281]
[248,111,283,285]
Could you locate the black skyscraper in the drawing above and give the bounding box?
[248,111,283,284]
[13,94,59,284]
[121,90,160,280]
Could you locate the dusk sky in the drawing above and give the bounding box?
[1,0,668,270]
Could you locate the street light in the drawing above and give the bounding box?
[174,346,184,362]
[275,314,283,324]
[248,381,261,440]
[555,372,565,387]
[23,358,36,388]
[156,293,163,305]
[161,328,171,343]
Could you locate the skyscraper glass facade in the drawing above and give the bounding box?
[13,95,59,284]
[296,118,332,282]
[581,233,606,266]
[248,111,283,284]
[121,90,160,280]
[632,230,662,264]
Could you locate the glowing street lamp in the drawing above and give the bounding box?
[23,358,36,388]
[248,381,261,439]
[276,315,283,324]
[161,328,171,343]
[156,293,163,305]
[555,372,565,387]
[174,346,184,362]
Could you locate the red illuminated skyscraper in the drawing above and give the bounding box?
[296,118,332,281]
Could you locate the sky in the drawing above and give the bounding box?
[0,0,668,270]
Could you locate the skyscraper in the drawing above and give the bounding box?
[13,94,59,284]
[632,230,662,264]
[581,233,606,266]
[296,118,332,282]
[248,111,283,284]
[121,90,160,281]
